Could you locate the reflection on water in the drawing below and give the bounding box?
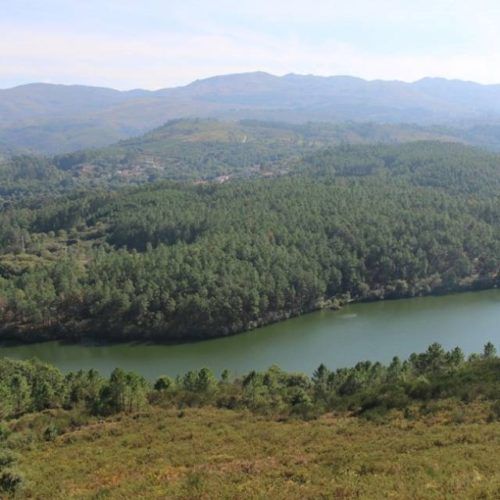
[1,289,499,379]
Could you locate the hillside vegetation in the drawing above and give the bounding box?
[0,142,499,342]
[16,405,500,499]
[0,119,463,200]
[0,344,499,498]
[3,119,500,202]
[52,119,457,182]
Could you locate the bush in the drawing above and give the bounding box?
[0,423,10,441]
[490,400,500,421]
[408,376,432,400]
[43,424,59,441]
[154,376,174,392]
[0,468,24,493]
[0,451,17,468]
[361,406,389,423]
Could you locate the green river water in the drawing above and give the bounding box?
[1,289,499,379]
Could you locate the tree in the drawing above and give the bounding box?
[312,363,330,402]
[9,376,31,416]
[99,369,149,414]
[387,356,402,382]
[0,384,13,419]
[154,376,174,392]
[446,347,465,369]
[196,368,217,393]
[32,380,57,411]
[483,342,497,359]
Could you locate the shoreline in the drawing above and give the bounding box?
[1,283,498,349]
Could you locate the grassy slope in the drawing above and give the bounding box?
[16,404,500,499]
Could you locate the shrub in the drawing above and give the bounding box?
[43,424,59,441]
[0,423,10,441]
[0,451,17,468]
[490,400,500,421]
[154,376,174,392]
[0,468,24,493]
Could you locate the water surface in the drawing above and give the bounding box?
[1,289,499,379]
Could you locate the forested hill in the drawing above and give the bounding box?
[49,120,462,182]
[0,119,493,201]
[299,141,500,196]
[0,142,499,342]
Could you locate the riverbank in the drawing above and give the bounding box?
[1,275,498,345]
[1,289,499,378]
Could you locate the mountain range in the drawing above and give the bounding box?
[2,72,500,154]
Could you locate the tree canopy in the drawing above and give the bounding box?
[0,142,499,342]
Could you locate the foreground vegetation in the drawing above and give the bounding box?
[0,343,498,497]
[12,403,500,499]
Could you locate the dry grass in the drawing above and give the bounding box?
[13,402,500,499]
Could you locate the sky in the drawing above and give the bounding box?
[1,0,500,90]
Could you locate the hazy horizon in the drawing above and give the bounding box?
[2,1,499,90]
[2,70,499,92]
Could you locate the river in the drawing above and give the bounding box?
[1,289,499,379]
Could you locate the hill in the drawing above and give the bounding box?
[3,73,500,154]
[50,119,464,184]
[0,142,499,342]
[0,350,499,498]
[0,119,465,199]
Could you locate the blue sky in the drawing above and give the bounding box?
[1,0,499,89]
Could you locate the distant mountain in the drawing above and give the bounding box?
[2,72,500,154]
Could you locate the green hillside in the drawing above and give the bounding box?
[1,142,499,342]
[53,119,461,182]
[0,119,470,201]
